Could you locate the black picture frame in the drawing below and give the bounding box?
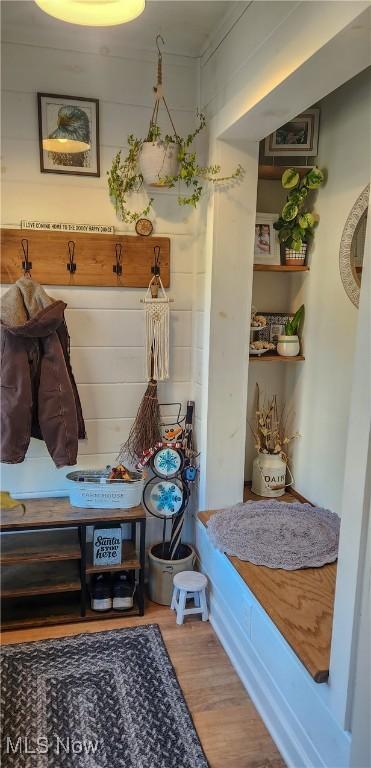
[37,92,100,177]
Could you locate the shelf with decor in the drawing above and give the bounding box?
[0,497,146,630]
[249,354,305,362]
[258,164,314,181]
[253,264,309,272]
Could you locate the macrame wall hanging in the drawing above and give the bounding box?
[118,249,173,465]
[144,275,170,381]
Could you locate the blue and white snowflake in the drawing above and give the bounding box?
[152,483,182,513]
[156,449,179,475]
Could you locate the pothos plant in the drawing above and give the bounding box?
[273,166,325,252]
[107,113,243,223]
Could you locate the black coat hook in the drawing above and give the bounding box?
[67,240,77,273]
[21,238,32,275]
[113,243,123,276]
[152,245,161,276]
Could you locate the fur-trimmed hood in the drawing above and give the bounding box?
[1,278,67,337]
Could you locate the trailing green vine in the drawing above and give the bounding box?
[107,113,243,222]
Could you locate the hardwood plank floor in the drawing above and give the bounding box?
[1,599,285,768]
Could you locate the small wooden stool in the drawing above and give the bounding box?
[171,570,208,624]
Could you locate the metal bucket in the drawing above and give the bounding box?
[148,543,196,605]
[252,453,292,497]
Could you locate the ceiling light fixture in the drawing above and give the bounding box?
[34,0,145,27]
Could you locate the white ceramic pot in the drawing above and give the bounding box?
[139,141,179,187]
[251,453,287,497]
[148,543,195,605]
[277,335,300,357]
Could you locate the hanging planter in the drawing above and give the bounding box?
[139,140,179,187]
[107,36,243,223]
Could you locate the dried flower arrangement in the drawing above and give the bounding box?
[249,385,299,460]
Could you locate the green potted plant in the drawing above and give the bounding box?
[277,304,304,357]
[274,166,325,266]
[107,113,243,223]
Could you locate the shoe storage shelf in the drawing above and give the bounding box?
[0,498,146,631]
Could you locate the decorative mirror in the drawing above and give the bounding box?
[339,184,369,307]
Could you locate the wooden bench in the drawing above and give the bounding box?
[198,486,337,683]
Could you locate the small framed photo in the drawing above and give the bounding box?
[264,109,320,157]
[37,93,100,176]
[254,213,280,265]
[255,313,294,345]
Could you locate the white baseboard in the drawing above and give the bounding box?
[209,585,315,768]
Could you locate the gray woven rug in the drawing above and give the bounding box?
[207,500,340,569]
[1,624,208,768]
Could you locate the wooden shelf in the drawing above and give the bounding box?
[86,540,140,573]
[1,592,82,630]
[0,529,80,564]
[1,592,141,630]
[0,497,146,531]
[250,354,305,362]
[1,561,81,598]
[258,165,313,181]
[84,598,139,622]
[0,497,146,630]
[199,485,337,684]
[253,264,309,272]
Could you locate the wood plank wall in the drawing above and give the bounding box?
[1,23,200,509]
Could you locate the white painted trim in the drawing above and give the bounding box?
[199,1,252,63]
[329,182,371,727]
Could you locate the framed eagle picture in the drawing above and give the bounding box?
[37,92,100,176]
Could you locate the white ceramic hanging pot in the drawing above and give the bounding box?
[277,335,300,357]
[139,141,179,187]
[252,453,291,498]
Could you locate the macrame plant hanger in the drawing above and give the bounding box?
[148,34,180,145]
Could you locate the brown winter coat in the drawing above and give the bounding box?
[1,278,85,467]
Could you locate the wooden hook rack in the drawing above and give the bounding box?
[0,229,170,288]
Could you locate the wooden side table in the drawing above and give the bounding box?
[0,498,146,631]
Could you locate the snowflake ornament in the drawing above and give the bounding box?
[151,481,183,516]
[153,447,182,477]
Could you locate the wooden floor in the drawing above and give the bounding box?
[1,600,285,768]
[199,485,337,683]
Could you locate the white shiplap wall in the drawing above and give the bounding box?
[1,31,199,497]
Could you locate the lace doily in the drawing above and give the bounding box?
[207,500,340,570]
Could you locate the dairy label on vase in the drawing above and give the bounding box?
[252,453,287,497]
